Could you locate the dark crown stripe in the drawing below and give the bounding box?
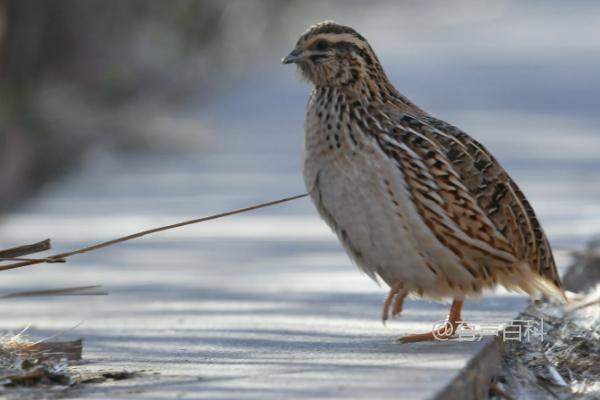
[309,23,366,41]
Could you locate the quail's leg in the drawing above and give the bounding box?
[398,298,464,343]
[382,282,407,323]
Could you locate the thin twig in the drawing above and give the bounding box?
[0,257,65,263]
[0,193,308,272]
[0,285,107,299]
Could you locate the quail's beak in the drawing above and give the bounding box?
[282,49,302,64]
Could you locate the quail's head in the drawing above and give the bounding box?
[282,21,381,88]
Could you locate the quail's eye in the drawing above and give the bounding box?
[315,40,329,51]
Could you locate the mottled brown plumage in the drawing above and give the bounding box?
[283,21,564,342]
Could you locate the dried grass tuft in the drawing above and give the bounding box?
[497,286,600,399]
[0,329,80,388]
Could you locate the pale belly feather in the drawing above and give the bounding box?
[303,130,474,298]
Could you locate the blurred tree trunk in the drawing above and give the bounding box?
[0,0,82,209]
[0,0,79,90]
[0,0,288,208]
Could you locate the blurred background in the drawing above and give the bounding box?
[1,0,600,245]
[0,0,600,291]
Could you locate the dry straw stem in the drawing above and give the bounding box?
[0,239,51,259]
[0,193,308,272]
[0,239,107,298]
[0,285,107,299]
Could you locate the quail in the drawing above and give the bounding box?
[283,21,564,343]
